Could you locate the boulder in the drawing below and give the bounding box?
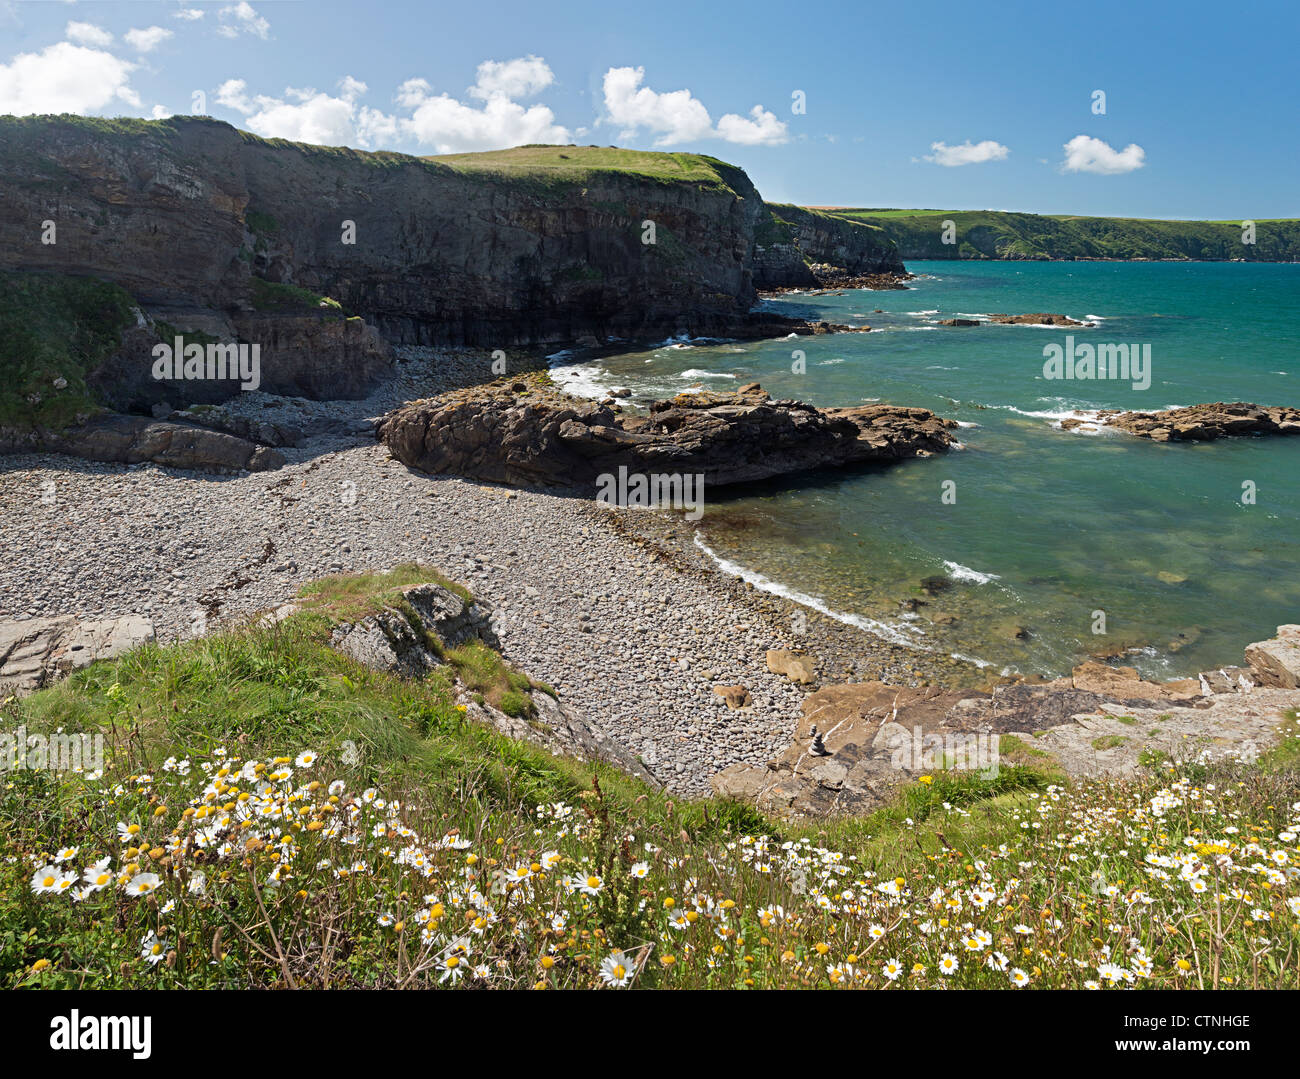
[987,313,1085,326]
[765,649,817,684]
[6,413,286,473]
[1245,625,1300,689]
[712,684,751,709]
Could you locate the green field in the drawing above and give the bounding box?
[431,144,738,186]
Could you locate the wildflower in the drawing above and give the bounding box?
[881,958,903,981]
[570,873,604,896]
[599,950,633,987]
[30,865,62,895]
[938,953,959,976]
[140,932,167,966]
[438,955,465,984]
[630,861,650,879]
[53,847,79,864]
[125,872,162,898]
[294,751,317,768]
[1010,968,1030,987]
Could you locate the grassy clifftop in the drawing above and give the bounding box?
[431,144,748,191]
[820,207,1300,261]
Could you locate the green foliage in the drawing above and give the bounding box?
[0,271,136,430]
[248,277,343,314]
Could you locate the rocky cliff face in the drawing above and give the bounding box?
[753,203,904,288]
[0,116,828,356]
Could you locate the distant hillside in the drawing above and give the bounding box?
[814,207,1300,262]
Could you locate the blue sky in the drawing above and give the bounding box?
[2,0,1296,218]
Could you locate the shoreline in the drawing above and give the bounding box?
[6,345,975,796]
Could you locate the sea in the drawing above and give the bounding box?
[550,260,1300,680]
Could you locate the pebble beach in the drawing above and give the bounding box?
[0,347,980,795]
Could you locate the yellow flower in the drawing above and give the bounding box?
[30,959,51,974]
[919,775,934,785]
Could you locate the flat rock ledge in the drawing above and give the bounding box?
[378,380,957,489]
[939,313,1089,327]
[1,413,285,473]
[1086,402,1300,442]
[713,625,1300,817]
[328,582,653,783]
[0,615,156,696]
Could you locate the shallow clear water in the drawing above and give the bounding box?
[552,261,1300,678]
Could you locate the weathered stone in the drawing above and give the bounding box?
[765,649,817,684]
[0,615,155,696]
[3,413,285,473]
[1245,624,1300,688]
[712,684,751,709]
[379,381,957,490]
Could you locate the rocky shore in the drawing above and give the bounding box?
[2,347,974,796]
[1084,401,1300,441]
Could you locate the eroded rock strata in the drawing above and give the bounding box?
[377,380,957,489]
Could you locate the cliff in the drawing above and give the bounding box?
[816,207,1300,261]
[753,202,903,287]
[0,116,822,353]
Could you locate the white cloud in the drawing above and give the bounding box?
[924,139,1009,166]
[0,41,136,115]
[65,21,113,48]
[1061,134,1145,174]
[217,2,269,40]
[151,104,173,120]
[715,105,788,146]
[125,26,173,53]
[469,55,554,101]
[172,8,206,20]
[216,59,572,153]
[602,66,714,145]
[400,83,570,153]
[215,78,254,113]
[601,67,787,146]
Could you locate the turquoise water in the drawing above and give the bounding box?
[553,261,1300,678]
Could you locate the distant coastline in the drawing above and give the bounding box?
[803,206,1300,263]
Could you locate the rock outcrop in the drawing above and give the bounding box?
[1244,624,1300,688]
[2,413,285,472]
[1097,402,1300,442]
[0,615,155,696]
[714,626,1300,817]
[753,203,904,290]
[327,581,651,780]
[377,380,957,489]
